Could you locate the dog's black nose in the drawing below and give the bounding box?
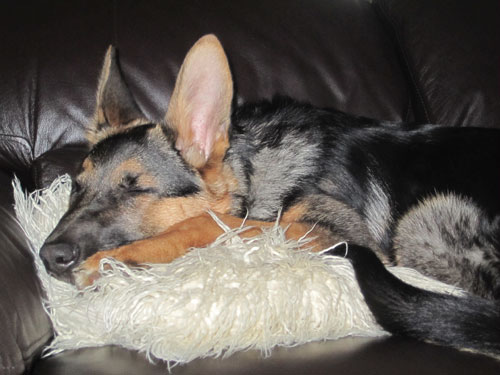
[39,242,79,276]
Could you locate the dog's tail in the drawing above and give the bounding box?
[327,244,500,357]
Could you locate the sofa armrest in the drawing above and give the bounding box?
[0,169,52,375]
[31,146,88,189]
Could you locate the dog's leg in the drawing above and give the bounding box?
[74,213,324,288]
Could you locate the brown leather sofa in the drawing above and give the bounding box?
[1,0,500,374]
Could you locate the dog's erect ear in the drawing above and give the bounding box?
[89,46,144,143]
[166,35,233,169]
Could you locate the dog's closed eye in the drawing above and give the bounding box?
[119,173,157,194]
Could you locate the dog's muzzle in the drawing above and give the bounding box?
[39,242,80,280]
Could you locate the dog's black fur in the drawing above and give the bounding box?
[40,35,500,358]
[239,96,500,356]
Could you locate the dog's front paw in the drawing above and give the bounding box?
[73,267,100,289]
[72,251,111,289]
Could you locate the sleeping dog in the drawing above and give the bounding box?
[40,35,500,357]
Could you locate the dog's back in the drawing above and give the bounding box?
[227,96,500,356]
[230,99,500,292]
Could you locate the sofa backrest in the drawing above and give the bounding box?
[375,0,500,127]
[0,0,410,187]
[0,0,498,188]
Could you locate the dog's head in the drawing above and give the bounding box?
[40,35,236,283]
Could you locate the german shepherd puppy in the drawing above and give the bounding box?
[40,35,500,357]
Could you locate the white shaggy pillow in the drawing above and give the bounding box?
[13,175,463,365]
